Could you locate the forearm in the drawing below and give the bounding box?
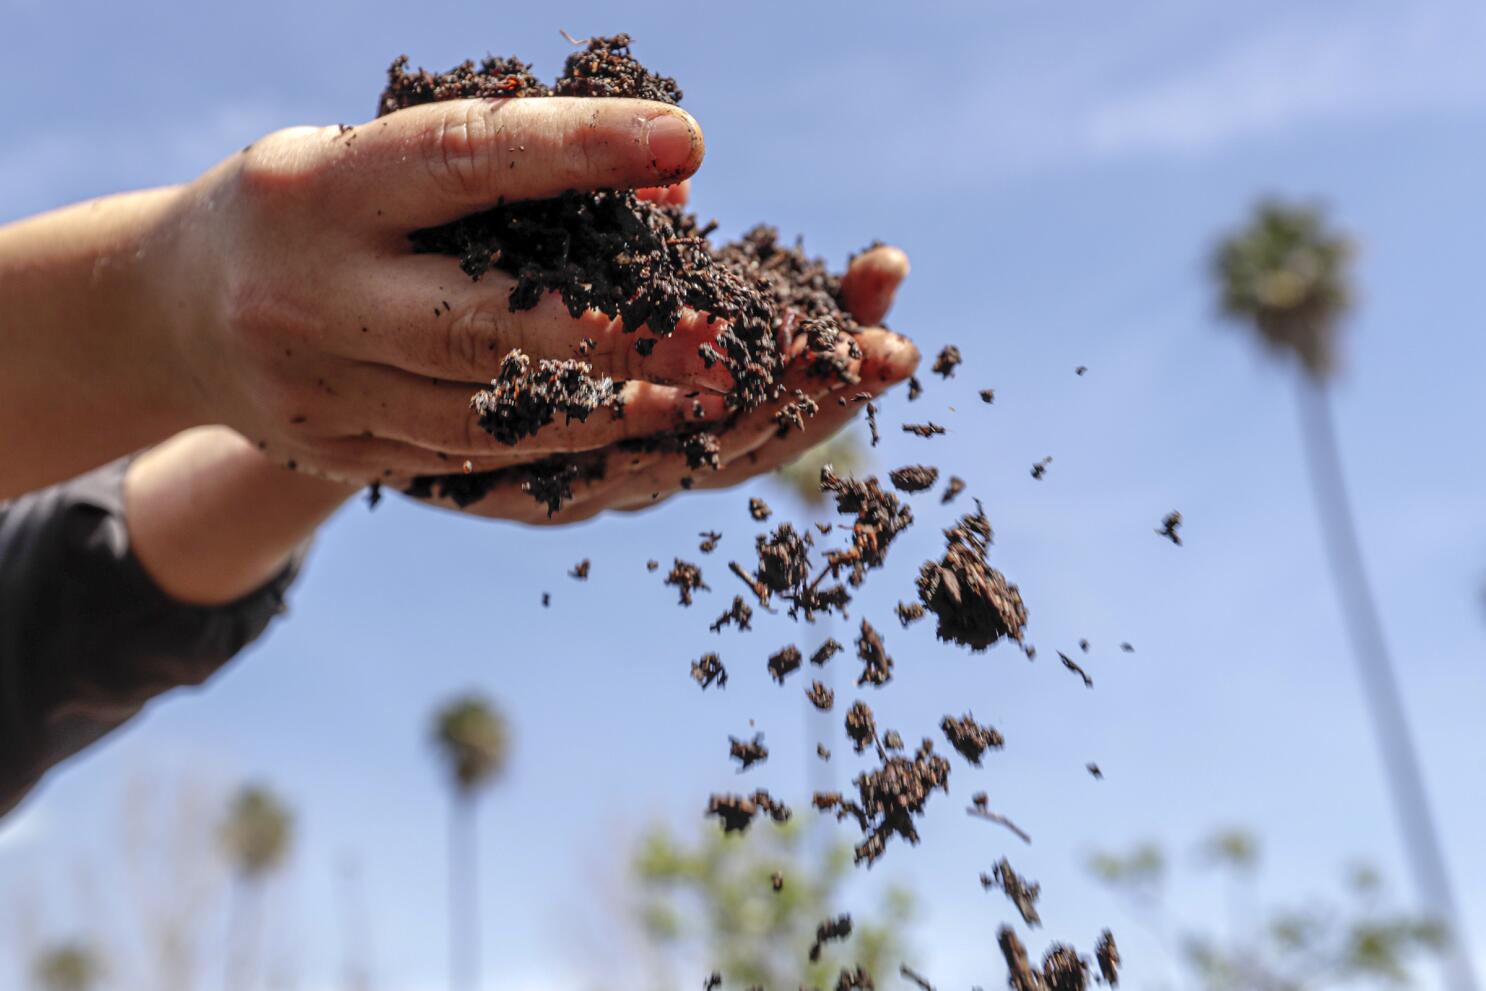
[125,427,356,606]
[0,187,197,498]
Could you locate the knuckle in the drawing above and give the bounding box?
[236,127,331,203]
[423,102,495,202]
[445,304,501,377]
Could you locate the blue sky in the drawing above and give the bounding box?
[2,1,1484,988]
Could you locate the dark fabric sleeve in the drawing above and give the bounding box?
[0,457,305,816]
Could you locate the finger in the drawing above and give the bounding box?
[839,245,911,327]
[344,254,735,391]
[335,363,732,457]
[322,98,704,230]
[605,328,920,509]
[635,178,691,206]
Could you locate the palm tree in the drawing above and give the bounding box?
[1213,201,1477,991]
[32,941,102,991]
[432,694,510,991]
[219,784,294,991]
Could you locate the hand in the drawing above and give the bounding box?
[149,97,718,483]
[404,243,918,524]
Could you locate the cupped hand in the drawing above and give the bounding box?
[151,97,722,483]
[403,244,918,525]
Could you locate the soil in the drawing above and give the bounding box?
[806,680,835,711]
[816,737,951,866]
[819,467,914,587]
[940,712,1004,766]
[1031,456,1053,479]
[709,595,754,633]
[1087,762,1103,779]
[809,914,852,963]
[664,558,709,605]
[771,870,784,891]
[471,350,618,446]
[728,732,769,770]
[998,928,1094,991]
[569,558,590,580]
[690,652,727,690]
[810,638,844,666]
[1158,510,1183,545]
[766,644,803,683]
[1096,931,1121,987]
[982,857,1042,927]
[902,422,946,437]
[854,619,893,687]
[917,502,1028,651]
[386,38,869,515]
[844,701,877,753]
[895,601,926,627]
[705,789,791,833]
[900,965,935,991]
[931,345,962,379]
[834,966,874,991]
[748,497,772,522]
[888,465,939,493]
[1059,651,1094,688]
[940,475,966,504]
[698,530,722,554]
[980,388,995,404]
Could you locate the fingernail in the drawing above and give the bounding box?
[644,112,701,178]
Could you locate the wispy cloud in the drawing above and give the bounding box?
[1083,2,1486,158]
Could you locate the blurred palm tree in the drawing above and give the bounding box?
[220,784,293,991]
[1214,201,1476,991]
[31,941,103,991]
[432,694,510,991]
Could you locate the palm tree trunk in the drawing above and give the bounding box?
[449,791,481,991]
[1296,381,1478,991]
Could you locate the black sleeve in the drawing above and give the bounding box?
[0,457,305,816]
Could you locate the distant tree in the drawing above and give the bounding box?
[1213,202,1474,991]
[1091,828,1444,990]
[31,941,103,991]
[628,819,915,990]
[432,694,510,991]
[220,784,293,991]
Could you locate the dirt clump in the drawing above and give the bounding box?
[767,644,803,683]
[472,350,618,446]
[706,789,791,833]
[1158,510,1183,545]
[806,680,835,711]
[940,712,1004,766]
[690,653,727,690]
[709,595,754,633]
[888,465,939,493]
[809,914,853,963]
[665,558,709,606]
[982,857,1042,927]
[916,501,1027,651]
[729,732,768,770]
[855,619,894,687]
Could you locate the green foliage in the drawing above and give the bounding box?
[31,941,103,991]
[1090,828,1442,990]
[773,431,869,507]
[1212,200,1353,380]
[432,693,510,795]
[630,819,914,989]
[219,784,293,878]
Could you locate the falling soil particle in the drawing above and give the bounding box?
[1059,651,1094,688]
[982,857,1042,927]
[940,712,1005,766]
[569,558,590,580]
[815,737,951,865]
[1087,762,1103,779]
[767,644,803,684]
[907,376,923,401]
[698,530,722,554]
[902,422,946,438]
[665,558,709,606]
[940,475,966,504]
[888,465,939,493]
[706,789,791,833]
[979,388,995,404]
[771,870,784,892]
[709,595,754,633]
[806,680,835,711]
[900,964,935,991]
[691,652,727,690]
[1158,510,1183,545]
[748,497,772,521]
[1095,931,1120,987]
[931,345,962,379]
[917,501,1027,651]
[728,733,769,770]
[844,701,878,753]
[811,638,844,666]
[1031,456,1053,480]
[809,914,853,963]
[896,601,927,627]
[855,619,894,687]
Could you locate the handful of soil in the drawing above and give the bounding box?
[381,35,870,514]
